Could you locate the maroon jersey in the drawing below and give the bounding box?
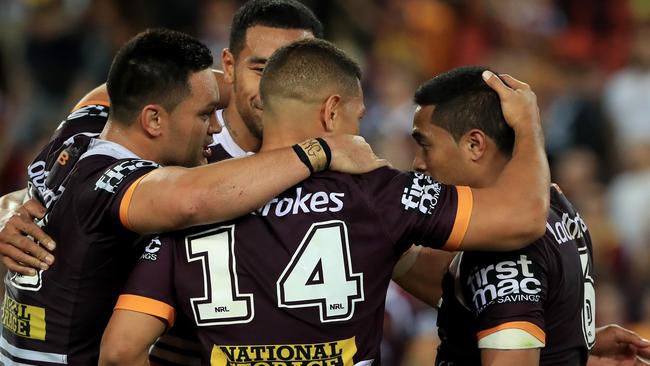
[150,109,242,366]
[436,185,595,366]
[27,103,109,208]
[1,104,159,365]
[118,167,473,365]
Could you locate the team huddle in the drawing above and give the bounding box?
[0,1,647,366]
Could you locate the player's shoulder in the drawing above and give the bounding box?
[91,157,158,195]
[314,166,411,189]
[51,103,110,142]
[460,235,551,270]
[65,139,159,197]
[543,183,591,252]
[303,166,403,203]
[549,183,578,215]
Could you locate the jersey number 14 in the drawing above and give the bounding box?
[186,220,364,325]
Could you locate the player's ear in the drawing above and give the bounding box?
[140,105,165,137]
[222,48,235,85]
[321,94,341,133]
[464,129,488,161]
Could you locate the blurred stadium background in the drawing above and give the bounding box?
[0,0,649,364]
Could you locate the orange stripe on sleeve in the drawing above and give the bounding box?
[119,173,150,231]
[115,294,176,327]
[551,183,563,194]
[70,99,110,112]
[442,186,473,251]
[477,321,546,344]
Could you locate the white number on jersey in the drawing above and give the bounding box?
[187,221,364,325]
[186,226,254,325]
[277,221,364,322]
[579,244,596,347]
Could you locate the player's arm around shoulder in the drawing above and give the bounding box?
[458,72,549,252]
[100,309,165,366]
[124,135,387,234]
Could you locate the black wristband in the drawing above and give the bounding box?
[315,138,331,170]
[293,143,314,173]
[292,138,332,174]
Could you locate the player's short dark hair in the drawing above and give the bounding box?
[259,38,362,112]
[414,66,515,156]
[229,0,323,57]
[106,28,213,123]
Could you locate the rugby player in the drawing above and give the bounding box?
[406,66,616,365]
[0,1,428,363]
[0,30,385,365]
[0,2,377,364]
[0,0,321,275]
[98,38,550,365]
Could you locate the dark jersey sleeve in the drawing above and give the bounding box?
[115,235,178,327]
[27,103,109,203]
[76,157,159,232]
[457,244,553,349]
[50,102,110,142]
[357,167,473,253]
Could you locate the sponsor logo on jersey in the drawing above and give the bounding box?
[466,255,542,312]
[210,337,357,366]
[28,160,64,209]
[2,295,46,340]
[141,237,162,261]
[401,173,441,215]
[258,187,344,217]
[546,212,588,245]
[95,159,158,193]
[27,160,47,195]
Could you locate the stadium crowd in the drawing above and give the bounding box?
[0,0,649,365]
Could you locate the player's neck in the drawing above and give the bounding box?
[259,118,318,152]
[474,154,509,188]
[223,105,262,153]
[100,119,159,162]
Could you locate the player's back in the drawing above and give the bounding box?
[2,133,157,364]
[121,167,468,365]
[436,185,595,366]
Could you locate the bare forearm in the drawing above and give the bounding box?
[130,147,310,234]
[99,352,148,366]
[493,128,549,234]
[461,71,550,251]
[482,349,540,366]
[128,134,385,234]
[392,247,451,307]
[186,148,310,222]
[100,310,163,366]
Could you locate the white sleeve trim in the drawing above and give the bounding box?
[478,328,545,349]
